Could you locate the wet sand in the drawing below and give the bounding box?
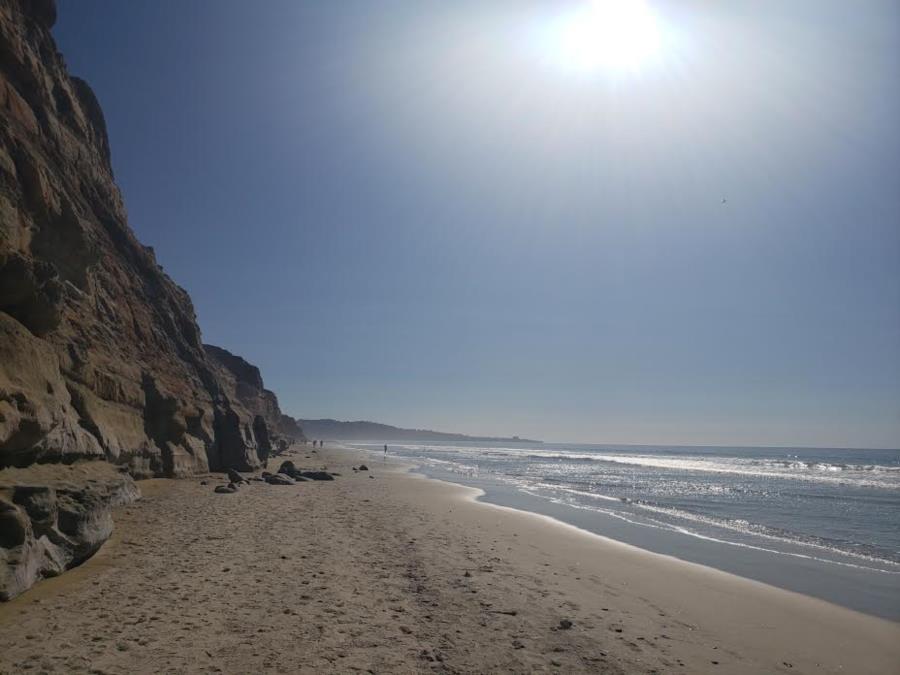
[1,445,897,674]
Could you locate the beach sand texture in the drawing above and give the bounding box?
[1,445,897,674]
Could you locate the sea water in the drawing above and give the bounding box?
[350,441,900,619]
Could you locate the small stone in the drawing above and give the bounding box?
[559,619,573,630]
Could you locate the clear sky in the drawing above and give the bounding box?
[54,1,900,448]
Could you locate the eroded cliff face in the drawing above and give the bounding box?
[204,344,306,471]
[0,0,301,477]
[0,0,304,598]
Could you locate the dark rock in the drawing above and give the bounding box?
[298,471,334,481]
[264,473,295,485]
[214,484,237,494]
[200,480,208,485]
[277,460,297,477]
[559,619,573,630]
[226,468,247,484]
[358,465,369,471]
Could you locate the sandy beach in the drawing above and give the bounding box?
[1,444,897,675]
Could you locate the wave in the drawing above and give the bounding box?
[523,484,900,573]
[523,453,900,489]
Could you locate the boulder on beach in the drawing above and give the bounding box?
[227,469,247,484]
[214,484,238,494]
[358,465,369,471]
[298,471,335,481]
[277,460,297,476]
[265,473,296,485]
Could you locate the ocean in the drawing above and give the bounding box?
[349,441,900,620]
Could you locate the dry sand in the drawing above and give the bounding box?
[1,444,897,674]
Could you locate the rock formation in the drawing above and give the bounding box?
[0,461,139,601]
[0,0,304,599]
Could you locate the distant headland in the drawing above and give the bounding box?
[297,419,542,444]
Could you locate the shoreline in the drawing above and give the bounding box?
[1,444,898,674]
[357,442,900,621]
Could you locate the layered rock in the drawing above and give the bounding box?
[0,0,301,477]
[203,344,305,470]
[0,461,139,601]
[0,0,304,598]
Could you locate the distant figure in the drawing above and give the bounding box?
[384,444,388,460]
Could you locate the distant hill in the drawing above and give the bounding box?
[297,419,541,444]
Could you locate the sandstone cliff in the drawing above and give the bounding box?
[0,0,303,599]
[0,0,302,476]
[203,344,306,470]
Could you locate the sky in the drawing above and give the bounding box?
[54,1,900,448]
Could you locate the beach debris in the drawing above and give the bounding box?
[264,473,296,485]
[200,480,208,485]
[358,464,369,471]
[214,484,238,494]
[489,609,518,616]
[558,619,574,630]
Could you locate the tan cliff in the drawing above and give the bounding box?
[0,0,304,599]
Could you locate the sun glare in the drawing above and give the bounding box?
[549,0,663,74]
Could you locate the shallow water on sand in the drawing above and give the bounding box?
[350,441,900,619]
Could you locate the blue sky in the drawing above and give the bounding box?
[54,1,900,447]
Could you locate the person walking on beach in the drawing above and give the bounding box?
[384,444,388,460]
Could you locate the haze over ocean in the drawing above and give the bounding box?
[54,1,900,448]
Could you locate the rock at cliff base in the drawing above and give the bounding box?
[298,471,335,482]
[0,462,139,601]
[264,473,296,485]
[214,484,238,494]
[227,469,247,485]
[277,460,297,476]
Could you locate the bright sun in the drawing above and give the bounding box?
[550,0,663,73]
